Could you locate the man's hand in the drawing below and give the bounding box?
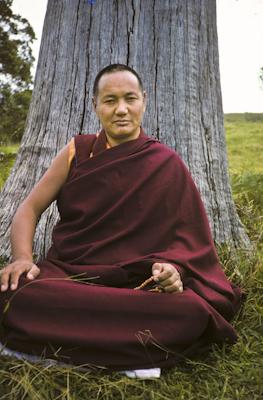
[152,262,183,293]
[0,260,40,292]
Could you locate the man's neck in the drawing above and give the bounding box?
[105,128,141,147]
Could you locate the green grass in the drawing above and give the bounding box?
[225,113,263,249]
[0,115,262,399]
[225,114,263,174]
[0,143,20,155]
[0,154,17,190]
[0,143,19,189]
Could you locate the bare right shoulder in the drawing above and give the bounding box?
[21,142,72,216]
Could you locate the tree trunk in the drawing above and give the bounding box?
[0,0,250,261]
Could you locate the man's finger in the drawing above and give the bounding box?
[0,268,10,292]
[152,263,163,280]
[163,280,183,293]
[10,269,23,291]
[174,279,183,292]
[152,263,163,273]
[165,285,182,293]
[158,273,177,287]
[26,264,40,280]
[155,268,179,282]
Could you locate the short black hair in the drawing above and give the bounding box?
[92,64,143,98]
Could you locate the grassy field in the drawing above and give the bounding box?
[0,115,262,399]
[0,144,19,190]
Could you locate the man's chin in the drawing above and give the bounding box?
[110,128,138,139]
[104,126,141,144]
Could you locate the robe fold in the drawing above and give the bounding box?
[0,129,242,370]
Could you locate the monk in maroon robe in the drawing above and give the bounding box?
[0,64,242,373]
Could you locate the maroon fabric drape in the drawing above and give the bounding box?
[0,129,242,370]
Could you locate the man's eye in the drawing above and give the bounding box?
[105,99,115,104]
[127,97,136,102]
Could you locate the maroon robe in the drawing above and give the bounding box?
[0,129,242,370]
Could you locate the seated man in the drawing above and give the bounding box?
[0,64,242,374]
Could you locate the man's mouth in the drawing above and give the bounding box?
[114,120,130,124]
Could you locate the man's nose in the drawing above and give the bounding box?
[115,100,128,115]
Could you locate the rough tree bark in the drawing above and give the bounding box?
[0,0,249,260]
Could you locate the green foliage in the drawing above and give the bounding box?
[0,0,35,88]
[0,115,262,399]
[0,86,32,143]
[0,0,35,143]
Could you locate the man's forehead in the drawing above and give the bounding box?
[98,71,141,95]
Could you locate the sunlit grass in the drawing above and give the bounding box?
[0,153,16,190]
[0,143,20,155]
[225,113,263,252]
[0,143,19,190]
[225,113,263,174]
[0,115,262,399]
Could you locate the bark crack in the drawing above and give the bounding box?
[170,4,176,150]
[110,1,118,61]
[66,0,82,138]
[200,103,221,235]
[47,2,64,153]
[131,0,135,32]
[153,0,159,139]
[126,0,135,65]
[80,4,93,133]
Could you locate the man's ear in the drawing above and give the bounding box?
[142,91,147,112]
[92,97,97,112]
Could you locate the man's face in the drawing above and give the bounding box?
[93,71,146,146]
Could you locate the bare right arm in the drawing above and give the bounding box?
[0,143,71,292]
